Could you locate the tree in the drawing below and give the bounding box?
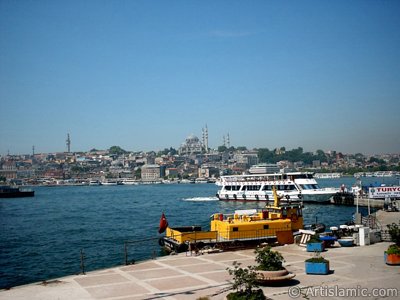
[218,145,228,153]
[134,167,141,179]
[109,146,127,155]
[257,148,273,163]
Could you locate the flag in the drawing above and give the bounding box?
[158,212,168,234]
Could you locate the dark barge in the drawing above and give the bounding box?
[0,186,35,198]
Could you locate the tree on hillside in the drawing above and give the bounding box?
[257,148,274,163]
[218,145,228,152]
[109,146,127,155]
[236,146,247,151]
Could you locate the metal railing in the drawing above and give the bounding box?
[361,215,381,230]
[123,237,161,265]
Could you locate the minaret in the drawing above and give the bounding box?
[66,133,71,153]
[226,133,230,148]
[32,145,35,157]
[202,124,209,153]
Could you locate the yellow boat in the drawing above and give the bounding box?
[159,186,304,253]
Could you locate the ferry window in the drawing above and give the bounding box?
[263,225,269,229]
[225,186,231,191]
[262,185,271,191]
[242,186,247,191]
[301,184,318,190]
[233,227,238,232]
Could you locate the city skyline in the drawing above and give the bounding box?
[1,1,400,156]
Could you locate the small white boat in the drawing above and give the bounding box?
[88,180,101,186]
[101,180,118,186]
[121,179,139,185]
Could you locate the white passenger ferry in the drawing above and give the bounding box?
[216,172,339,203]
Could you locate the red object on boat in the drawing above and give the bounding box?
[158,213,168,234]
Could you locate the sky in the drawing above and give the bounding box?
[1,0,399,156]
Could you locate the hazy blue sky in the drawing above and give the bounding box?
[1,0,399,155]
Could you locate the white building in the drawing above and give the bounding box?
[248,164,280,174]
[141,164,160,181]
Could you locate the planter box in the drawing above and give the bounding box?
[385,252,400,265]
[306,242,324,252]
[305,261,330,275]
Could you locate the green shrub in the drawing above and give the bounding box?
[226,288,265,300]
[305,251,329,263]
[306,234,321,244]
[305,256,329,263]
[226,261,265,299]
[386,244,400,255]
[387,221,400,246]
[254,246,284,271]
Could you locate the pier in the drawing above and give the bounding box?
[1,242,398,300]
[1,212,399,300]
[330,196,385,208]
[330,194,400,209]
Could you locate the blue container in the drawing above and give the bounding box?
[338,238,354,247]
[306,242,325,252]
[305,261,330,274]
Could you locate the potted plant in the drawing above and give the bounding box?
[254,246,295,283]
[305,251,330,275]
[226,261,266,300]
[384,221,400,265]
[306,234,325,252]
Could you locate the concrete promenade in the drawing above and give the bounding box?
[1,239,399,300]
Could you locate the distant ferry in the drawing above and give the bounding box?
[121,179,139,185]
[353,171,399,178]
[0,186,34,198]
[314,173,342,179]
[216,172,338,203]
[101,180,119,186]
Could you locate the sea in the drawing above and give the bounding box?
[1,176,399,289]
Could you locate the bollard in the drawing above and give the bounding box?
[80,249,86,275]
[124,242,128,265]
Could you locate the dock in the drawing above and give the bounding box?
[330,195,400,209]
[1,212,399,300]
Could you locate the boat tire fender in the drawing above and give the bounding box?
[158,238,165,247]
[285,194,290,200]
[298,194,302,200]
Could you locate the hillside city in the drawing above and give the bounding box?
[1,133,399,185]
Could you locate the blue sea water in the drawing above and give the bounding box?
[0,176,398,289]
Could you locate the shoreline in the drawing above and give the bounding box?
[2,211,399,300]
